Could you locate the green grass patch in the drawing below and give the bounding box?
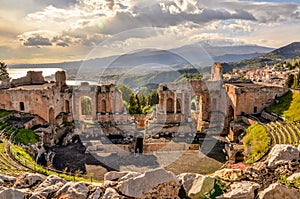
[266,90,300,122]
[243,123,271,164]
[14,129,39,145]
[0,109,11,118]
[11,144,102,183]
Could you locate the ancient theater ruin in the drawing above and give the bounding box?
[0,63,289,145]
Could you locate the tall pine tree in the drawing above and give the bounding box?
[0,62,10,81]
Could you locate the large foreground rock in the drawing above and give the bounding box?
[258,183,300,199]
[14,173,45,189]
[0,188,25,199]
[177,173,215,198]
[217,181,260,199]
[118,168,180,198]
[30,175,66,199]
[104,171,140,182]
[55,182,89,199]
[103,187,121,199]
[267,144,299,167]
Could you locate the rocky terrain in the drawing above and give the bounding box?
[0,144,300,199]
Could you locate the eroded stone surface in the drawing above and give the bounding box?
[177,173,215,198]
[214,168,244,182]
[217,181,260,199]
[14,173,45,189]
[258,183,300,199]
[267,144,299,167]
[118,168,180,198]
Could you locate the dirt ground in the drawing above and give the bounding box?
[51,138,226,180]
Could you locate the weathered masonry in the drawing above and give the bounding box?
[0,63,289,138]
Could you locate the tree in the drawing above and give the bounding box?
[292,71,300,88]
[138,90,147,107]
[0,62,10,81]
[285,74,294,88]
[128,93,142,114]
[147,89,159,106]
[117,84,133,102]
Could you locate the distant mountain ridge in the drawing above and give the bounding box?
[11,43,274,71]
[222,42,300,70]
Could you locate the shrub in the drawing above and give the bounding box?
[243,123,270,164]
[14,129,39,145]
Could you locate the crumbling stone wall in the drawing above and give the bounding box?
[0,71,71,124]
[11,71,46,87]
[225,83,288,121]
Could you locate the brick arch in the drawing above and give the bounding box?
[49,107,55,125]
[167,98,174,113]
[72,86,97,121]
[80,96,92,116]
[101,99,107,113]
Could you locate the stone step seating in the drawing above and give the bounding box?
[265,124,279,144]
[265,121,300,146]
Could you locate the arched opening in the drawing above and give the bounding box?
[49,108,55,125]
[101,99,107,113]
[19,102,25,111]
[176,99,181,113]
[65,100,70,113]
[166,98,174,113]
[81,96,92,116]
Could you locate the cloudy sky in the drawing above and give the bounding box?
[0,0,300,64]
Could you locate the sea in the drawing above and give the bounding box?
[7,68,98,85]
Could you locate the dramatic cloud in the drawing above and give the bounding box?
[22,35,52,47]
[1,0,300,63]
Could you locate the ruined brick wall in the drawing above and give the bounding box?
[211,62,223,81]
[11,71,45,87]
[97,85,124,114]
[0,84,72,124]
[72,83,125,122]
[225,83,289,121]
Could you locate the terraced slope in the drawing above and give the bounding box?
[0,141,30,176]
[265,121,300,146]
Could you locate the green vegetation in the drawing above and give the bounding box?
[266,90,300,122]
[179,73,203,81]
[0,141,30,176]
[285,74,295,88]
[0,119,39,145]
[117,84,133,102]
[243,123,271,164]
[14,129,39,145]
[201,179,226,199]
[278,172,300,189]
[0,109,11,118]
[11,144,101,183]
[121,87,159,115]
[0,62,10,81]
[128,93,142,114]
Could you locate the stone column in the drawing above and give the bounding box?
[112,90,116,113]
[174,91,177,114]
[163,92,167,114]
[188,92,191,117]
[182,91,185,115]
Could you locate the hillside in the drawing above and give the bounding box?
[223,42,300,70]
[266,90,300,122]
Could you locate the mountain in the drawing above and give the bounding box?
[223,42,300,70]
[11,43,273,72]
